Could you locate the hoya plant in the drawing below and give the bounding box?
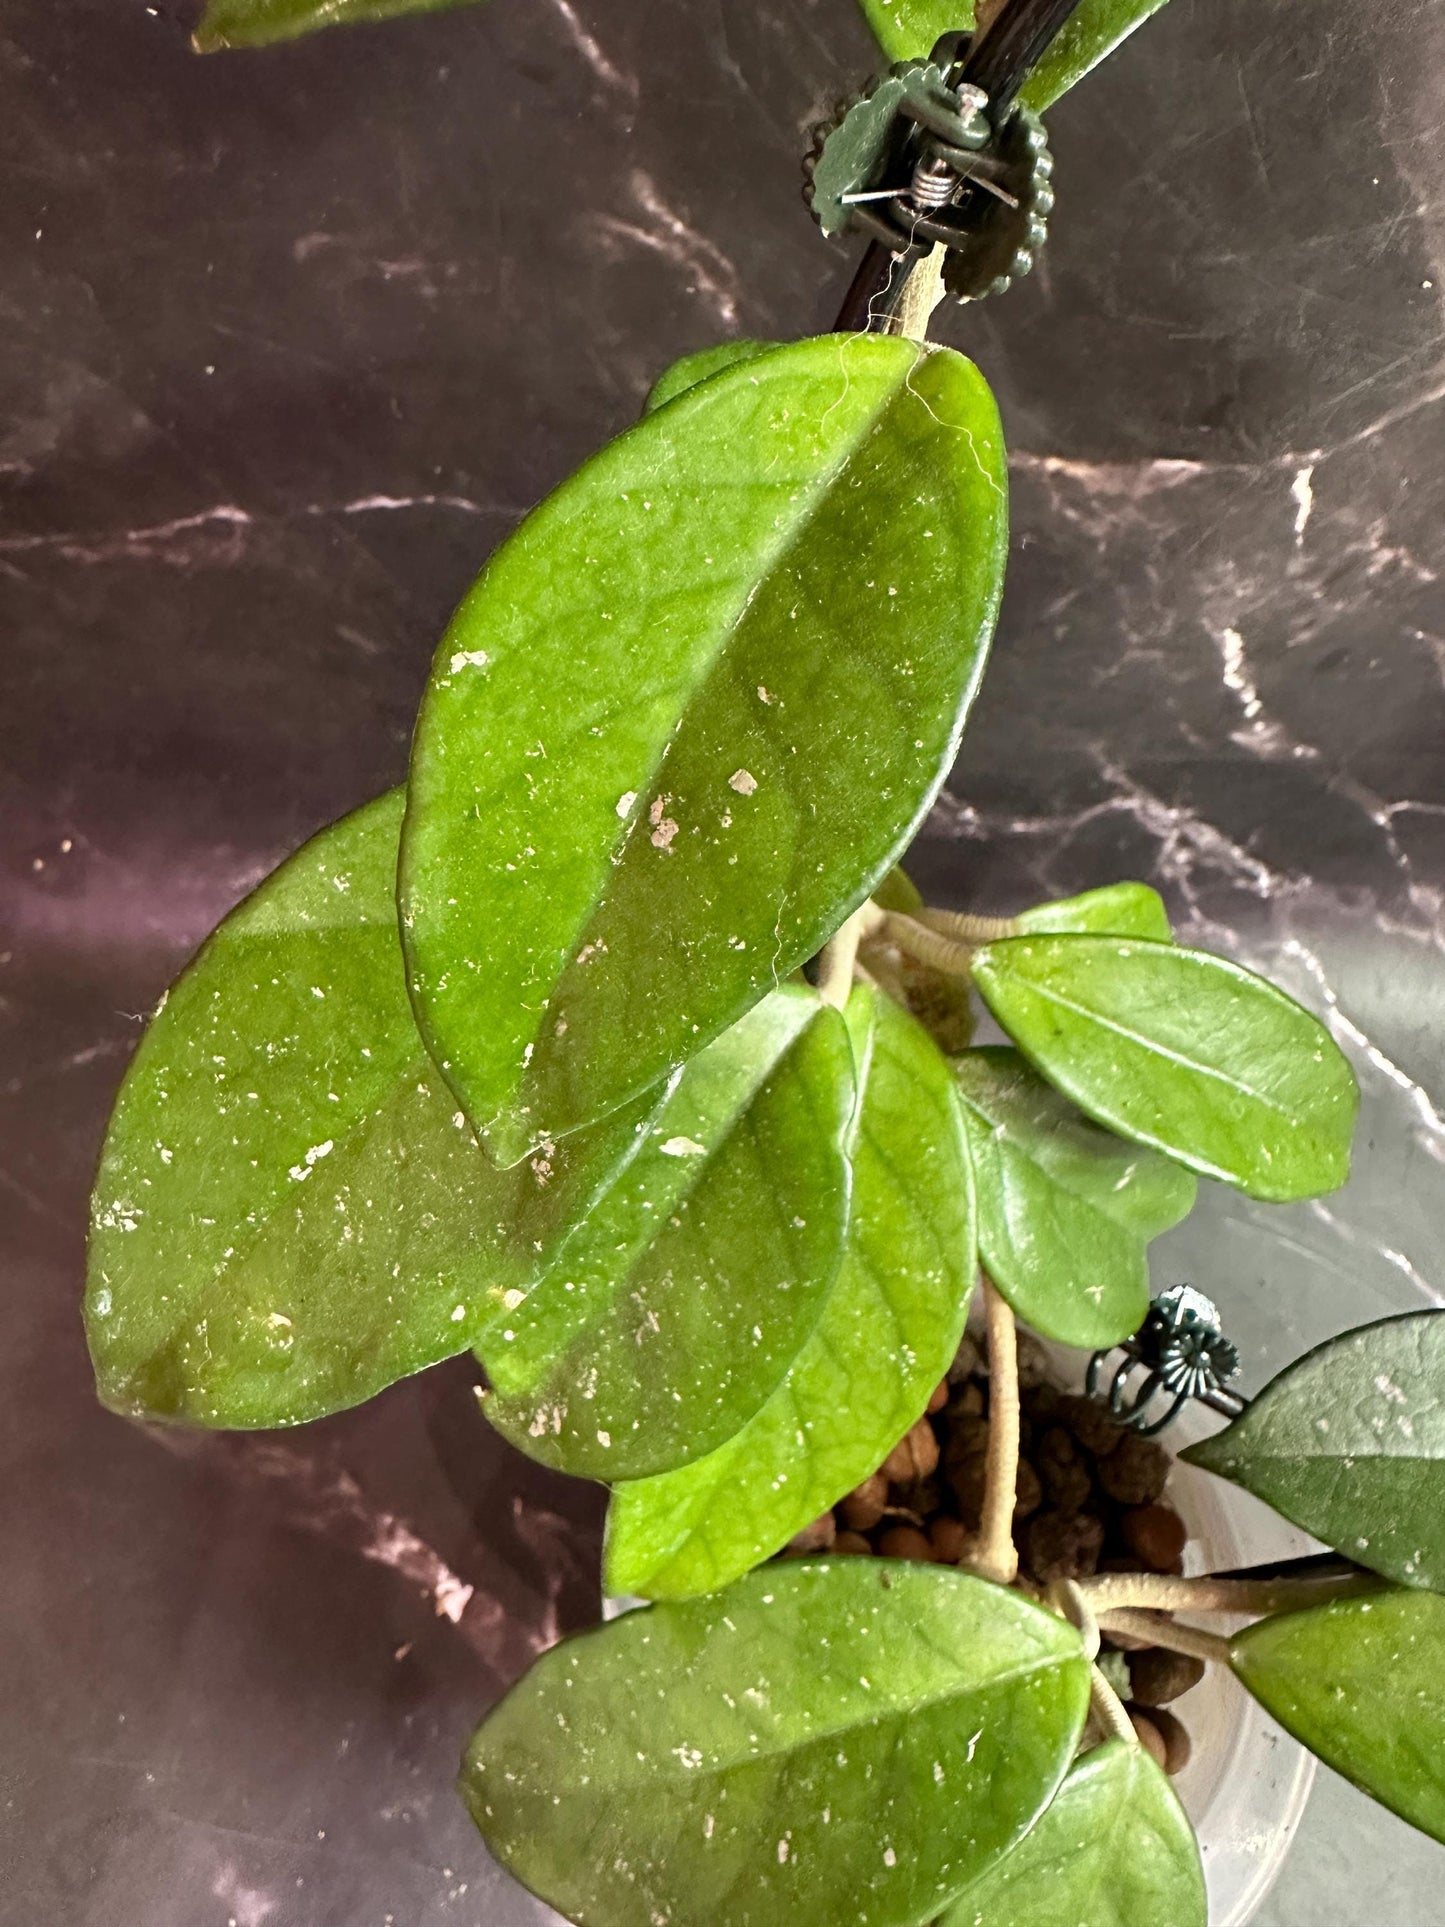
[86,0,1445,1922]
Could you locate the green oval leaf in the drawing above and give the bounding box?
[1232,1591,1445,1847]
[1016,882,1171,944]
[645,340,783,414]
[479,988,855,1480]
[937,1739,1206,1927]
[194,0,482,52]
[851,0,1171,113]
[605,984,975,1600]
[85,793,657,1428]
[954,1047,1195,1349]
[853,0,976,65]
[461,1560,1091,1927]
[1184,1312,1445,1592]
[1018,0,1175,115]
[401,334,1007,1164]
[971,935,1358,1202]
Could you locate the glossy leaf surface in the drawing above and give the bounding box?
[645,339,782,414]
[1185,1312,1445,1591]
[86,793,655,1428]
[1019,0,1175,115]
[1232,1591,1445,1846]
[194,0,480,51]
[938,1739,1206,1927]
[854,0,975,64]
[402,335,1007,1163]
[1016,882,1170,943]
[480,988,855,1480]
[605,984,975,1599]
[851,0,1169,112]
[954,1047,1194,1349]
[461,1560,1091,1927]
[972,935,1357,1201]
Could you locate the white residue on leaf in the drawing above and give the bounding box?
[672,1745,703,1769]
[659,1136,707,1157]
[882,1847,896,1868]
[616,791,637,818]
[449,648,491,673]
[450,1304,466,1323]
[777,1838,790,1864]
[728,769,758,795]
[597,1430,612,1448]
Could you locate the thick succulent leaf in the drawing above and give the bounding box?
[971,935,1358,1202]
[85,792,657,1428]
[938,1739,1206,1927]
[461,1560,1091,1927]
[194,0,482,52]
[1232,1591,1445,1846]
[1185,1313,1445,1592]
[1018,0,1175,115]
[851,0,1169,112]
[954,1047,1194,1350]
[479,988,855,1480]
[645,340,783,414]
[401,334,1007,1164]
[605,984,975,1599]
[1016,882,1170,944]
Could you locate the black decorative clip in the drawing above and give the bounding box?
[804,39,1053,304]
[1086,1285,1247,1437]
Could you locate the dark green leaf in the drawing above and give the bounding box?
[954,1047,1194,1350]
[1016,882,1171,944]
[971,935,1357,1202]
[850,0,1170,112]
[937,1739,1206,1927]
[461,1560,1091,1927]
[605,984,975,1599]
[85,793,656,1428]
[1184,1312,1445,1592]
[1018,0,1175,115]
[401,335,1007,1164]
[1232,1591,1445,1847]
[645,340,783,414]
[479,988,855,1480]
[194,0,482,52]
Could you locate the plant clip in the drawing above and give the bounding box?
[805,34,1054,304]
[1086,1285,1247,1437]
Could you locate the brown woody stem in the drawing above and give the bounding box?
[1079,1569,1381,1619]
[1096,1608,1233,1667]
[971,1275,1020,1586]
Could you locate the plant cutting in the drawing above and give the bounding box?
[85,0,1445,1922]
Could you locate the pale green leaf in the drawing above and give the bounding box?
[1232,1591,1445,1847]
[1016,882,1171,944]
[461,1560,1091,1927]
[85,793,655,1428]
[938,1739,1206,1927]
[1185,1312,1445,1592]
[401,334,1007,1164]
[194,0,482,52]
[605,983,975,1599]
[645,340,782,414]
[479,988,856,1480]
[955,1047,1194,1349]
[871,863,925,916]
[971,935,1358,1202]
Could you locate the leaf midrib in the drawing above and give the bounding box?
[992,967,1298,1123]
